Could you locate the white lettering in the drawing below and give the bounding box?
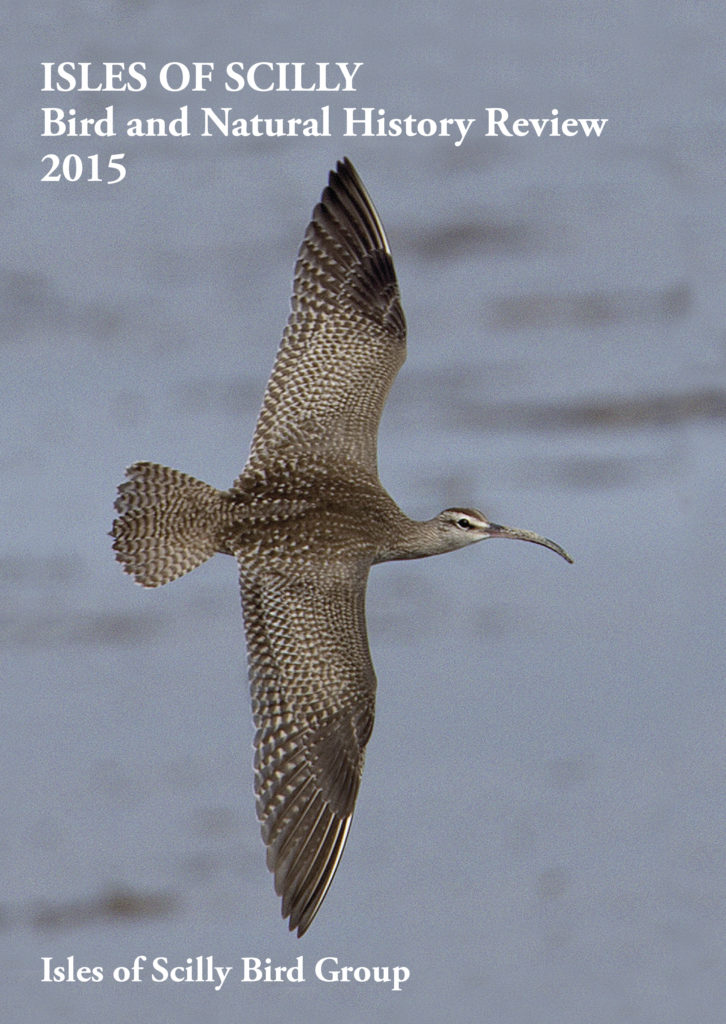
[40,61,147,92]
[338,62,363,91]
[485,107,608,138]
[223,61,363,92]
[240,956,305,982]
[200,107,330,138]
[246,62,276,92]
[344,108,474,147]
[40,956,103,983]
[314,957,410,991]
[579,117,608,136]
[150,956,232,991]
[42,106,115,137]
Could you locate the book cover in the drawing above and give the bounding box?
[4,3,724,1021]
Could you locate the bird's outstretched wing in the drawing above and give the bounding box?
[243,158,406,479]
[239,560,376,936]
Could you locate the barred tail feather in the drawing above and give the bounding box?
[112,461,227,587]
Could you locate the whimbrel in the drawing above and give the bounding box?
[112,158,572,936]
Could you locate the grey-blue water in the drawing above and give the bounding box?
[3,3,725,1021]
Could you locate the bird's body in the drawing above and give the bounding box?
[112,158,571,936]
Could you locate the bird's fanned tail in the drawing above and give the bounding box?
[111,461,228,587]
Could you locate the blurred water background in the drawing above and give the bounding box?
[3,2,726,1021]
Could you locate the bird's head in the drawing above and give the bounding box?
[432,508,573,562]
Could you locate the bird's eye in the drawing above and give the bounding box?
[457,517,472,529]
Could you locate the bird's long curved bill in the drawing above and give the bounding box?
[487,523,573,563]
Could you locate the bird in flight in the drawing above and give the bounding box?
[112,158,572,936]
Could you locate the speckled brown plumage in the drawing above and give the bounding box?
[112,158,572,937]
[245,159,406,477]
